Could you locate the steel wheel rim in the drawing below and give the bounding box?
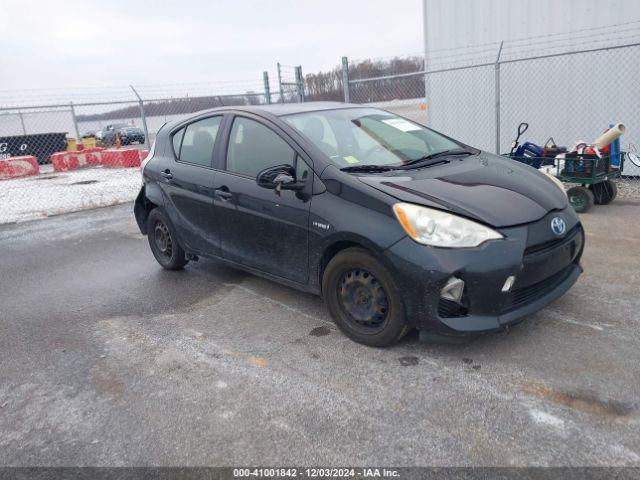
[338,268,389,331]
[154,221,172,258]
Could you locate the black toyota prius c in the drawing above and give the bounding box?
[134,102,584,347]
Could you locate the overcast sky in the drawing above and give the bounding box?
[1,0,423,94]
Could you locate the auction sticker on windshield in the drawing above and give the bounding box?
[343,155,360,164]
[382,118,421,132]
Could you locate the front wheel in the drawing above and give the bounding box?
[567,186,594,213]
[322,247,409,347]
[147,208,189,270]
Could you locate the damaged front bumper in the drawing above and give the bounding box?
[383,209,584,337]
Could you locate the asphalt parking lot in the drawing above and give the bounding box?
[0,200,639,467]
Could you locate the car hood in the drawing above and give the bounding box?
[357,152,568,228]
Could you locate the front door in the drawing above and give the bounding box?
[213,115,312,284]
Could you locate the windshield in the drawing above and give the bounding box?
[283,108,463,168]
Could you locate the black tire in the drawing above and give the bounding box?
[589,180,617,205]
[147,208,189,270]
[322,247,410,347]
[567,186,594,213]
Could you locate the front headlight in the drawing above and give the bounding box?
[392,202,503,248]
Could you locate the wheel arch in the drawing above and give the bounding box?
[317,234,392,296]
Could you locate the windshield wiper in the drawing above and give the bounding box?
[401,149,475,167]
[339,149,476,172]
[340,164,394,173]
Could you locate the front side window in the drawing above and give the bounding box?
[174,116,221,167]
[226,117,296,177]
[295,154,310,181]
[284,114,338,158]
[282,108,462,168]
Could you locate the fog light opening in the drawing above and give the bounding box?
[440,277,465,304]
[502,275,516,293]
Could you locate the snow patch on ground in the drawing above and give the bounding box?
[529,408,565,429]
[0,165,141,224]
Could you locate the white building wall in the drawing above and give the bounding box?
[424,0,639,54]
[421,0,640,175]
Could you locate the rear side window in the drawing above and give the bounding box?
[226,117,296,177]
[172,116,222,167]
[172,128,184,157]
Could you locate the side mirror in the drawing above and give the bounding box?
[256,164,304,192]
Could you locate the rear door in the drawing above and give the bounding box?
[212,114,312,283]
[156,115,223,255]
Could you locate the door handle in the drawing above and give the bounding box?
[214,187,233,200]
[161,169,173,180]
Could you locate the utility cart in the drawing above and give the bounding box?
[507,153,625,213]
[503,122,626,213]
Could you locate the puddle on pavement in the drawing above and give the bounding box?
[398,356,419,366]
[71,180,99,185]
[309,326,330,337]
[33,175,59,181]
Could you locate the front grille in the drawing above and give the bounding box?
[524,224,580,256]
[504,264,574,313]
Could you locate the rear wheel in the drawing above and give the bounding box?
[567,186,594,213]
[147,208,188,270]
[589,180,617,205]
[322,248,409,347]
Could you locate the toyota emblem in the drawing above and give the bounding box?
[551,217,566,236]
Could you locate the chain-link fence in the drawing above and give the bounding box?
[276,64,306,103]
[2,32,640,224]
[339,38,640,199]
[0,66,307,164]
[0,71,302,223]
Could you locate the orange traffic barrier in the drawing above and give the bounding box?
[101,148,142,168]
[0,155,40,180]
[50,148,104,172]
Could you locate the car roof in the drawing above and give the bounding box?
[243,101,360,116]
[160,101,367,132]
[185,102,359,121]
